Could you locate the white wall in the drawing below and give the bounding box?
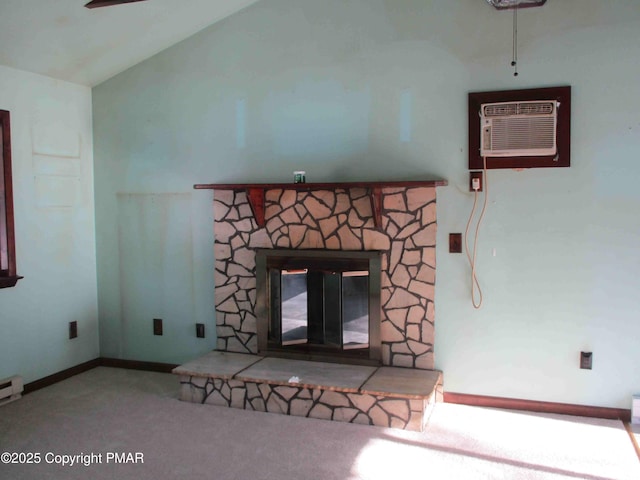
[438,4,640,407]
[0,65,98,383]
[93,0,640,408]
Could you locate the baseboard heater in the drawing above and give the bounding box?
[0,375,23,406]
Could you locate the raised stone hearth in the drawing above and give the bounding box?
[174,351,443,431]
[179,180,447,430]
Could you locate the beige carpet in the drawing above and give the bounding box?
[0,367,638,480]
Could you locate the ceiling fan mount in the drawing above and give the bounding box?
[85,0,148,9]
[485,0,547,10]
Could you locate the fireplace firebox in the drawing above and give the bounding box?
[256,249,381,365]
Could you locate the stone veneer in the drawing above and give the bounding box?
[180,375,435,431]
[213,186,437,369]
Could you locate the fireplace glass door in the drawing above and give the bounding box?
[274,268,369,349]
[256,249,381,364]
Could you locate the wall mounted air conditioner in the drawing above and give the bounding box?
[480,100,559,157]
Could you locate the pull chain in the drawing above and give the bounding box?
[511,5,518,76]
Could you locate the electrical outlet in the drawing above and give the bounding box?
[449,233,462,253]
[153,318,163,336]
[69,321,78,339]
[196,323,205,338]
[470,171,483,192]
[580,351,592,370]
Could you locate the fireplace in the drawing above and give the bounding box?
[205,180,445,370]
[256,249,381,364]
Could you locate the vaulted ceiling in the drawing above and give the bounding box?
[0,0,260,86]
[2,1,639,88]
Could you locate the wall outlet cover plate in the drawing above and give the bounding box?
[580,351,592,370]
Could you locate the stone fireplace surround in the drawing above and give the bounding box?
[175,179,447,430]
[211,181,443,369]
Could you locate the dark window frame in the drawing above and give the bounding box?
[0,110,22,288]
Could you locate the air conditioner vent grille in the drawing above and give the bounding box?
[491,117,556,151]
[483,101,554,117]
[484,103,518,117]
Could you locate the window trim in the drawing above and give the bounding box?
[0,109,22,288]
